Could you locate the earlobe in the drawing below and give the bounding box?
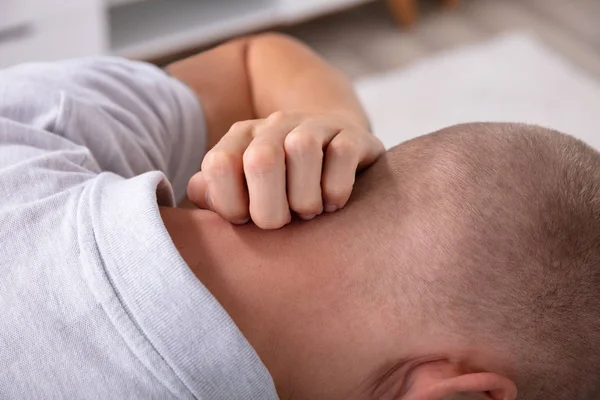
[400,361,517,400]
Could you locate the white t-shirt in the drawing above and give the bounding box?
[0,57,277,400]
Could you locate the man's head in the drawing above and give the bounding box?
[329,122,600,399]
[165,122,600,400]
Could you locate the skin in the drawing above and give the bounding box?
[160,151,517,399]
[167,33,382,229]
[164,34,517,399]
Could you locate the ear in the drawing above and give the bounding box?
[401,360,517,400]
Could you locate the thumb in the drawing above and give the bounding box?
[187,171,212,210]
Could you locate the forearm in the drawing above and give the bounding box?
[167,33,369,152]
[246,33,370,129]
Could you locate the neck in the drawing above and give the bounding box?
[160,207,413,400]
[160,207,293,386]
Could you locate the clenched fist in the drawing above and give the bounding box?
[187,111,384,229]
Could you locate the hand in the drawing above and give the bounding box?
[187,111,384,229]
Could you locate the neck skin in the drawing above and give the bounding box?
[159,207,511,400]
[160,207,417,400]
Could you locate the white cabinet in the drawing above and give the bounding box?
[106,0,147,6]
[1,0,373,68]
[109,0,279,59]
[0,0,105,68]
[278,0,371,22]
[108,0,375,60]
[0,0,35,32]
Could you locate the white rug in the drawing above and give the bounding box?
[356,33,600,150]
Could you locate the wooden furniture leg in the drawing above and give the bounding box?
[385,0,418,27]
[441,0,459,8]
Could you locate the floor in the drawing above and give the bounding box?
[280,0,600,81]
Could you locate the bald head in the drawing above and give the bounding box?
[338,123,600,399]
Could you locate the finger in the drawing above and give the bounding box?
[201,120,256,223]
[321,132,362,212]
[187,171,210,209]
[283,123,339,219]
[356,134,385,171]
[244,136,290,229]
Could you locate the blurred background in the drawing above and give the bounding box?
[2,0,599,147]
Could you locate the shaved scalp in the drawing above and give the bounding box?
[347,123,600,399]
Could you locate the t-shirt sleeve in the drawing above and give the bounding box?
[0,57,206,199]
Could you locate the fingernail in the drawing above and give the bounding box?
[324,204,338,213]
[205,190,213,211]
[300,214,316,221]
[233,218,250,225]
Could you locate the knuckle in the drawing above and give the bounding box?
[266,110,288,125]
[328,136,358,156]
[229,120,251,133]
[202,149,237,173]
[284,131,321,155]
[243,144,282,173]
[372,135,385,149]
[323,183,352,204]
